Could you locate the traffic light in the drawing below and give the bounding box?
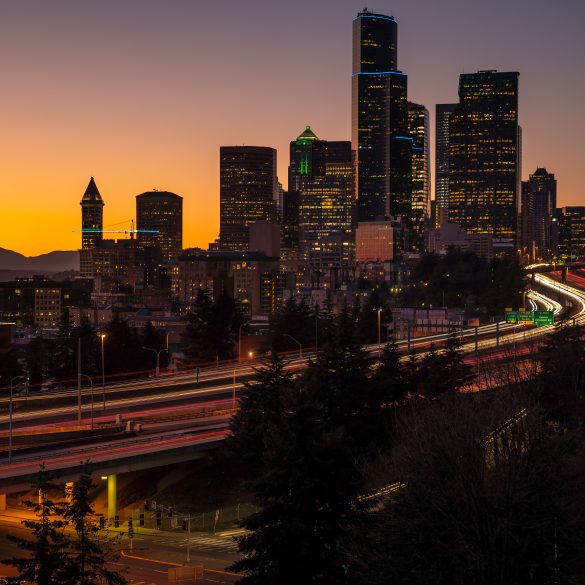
[139,513,145,527]
[114,515,119,528]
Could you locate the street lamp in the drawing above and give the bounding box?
[374,307,382,357]
[142,346,167,377]
[9,376,25,464]
[100,333,106,411]
[283,333,302,360]
[79,374,94,430]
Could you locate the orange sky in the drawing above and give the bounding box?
[1,0,584,257]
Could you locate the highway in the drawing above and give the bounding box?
[0,270,583,485]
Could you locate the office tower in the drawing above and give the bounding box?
[448,71,520,250]
[80,177,104,249]
[288,127,355,271]
[407,102,431,250]
[558,207,585,259]
[352,9,411,223]
[136,190,183,260]
[219,146,278,252]
[521,168,557,259]
[282,190,300,252]
[435,104,457,227]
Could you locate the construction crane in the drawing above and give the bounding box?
[73,220,159,238]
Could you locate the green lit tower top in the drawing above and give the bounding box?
[80,177,104,249]
[289,125,320,189]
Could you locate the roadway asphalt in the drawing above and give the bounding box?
[0,512,239,584]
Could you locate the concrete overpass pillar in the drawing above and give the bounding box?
[107,474,117,520]
[0,494,6,511]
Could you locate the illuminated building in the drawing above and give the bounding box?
[80,177,104,249]
[352,10,411,222]
[426,223,494,261]
[282,190,300,253]
[34,287,62,328]
[136,190,183,261]
[356,221,396,262]
[558,207,585,259]
[219,146,278,252]
[407,102,430,250]
[521,168,557,260]
[448,71,520,250]
[435,104,457,227]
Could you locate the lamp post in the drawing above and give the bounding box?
[142,347,167,377]
[9,376,25,464]
[79,374,94,430]
[100,334,106,411]
[283,334,302,360]
[374,307,382,357]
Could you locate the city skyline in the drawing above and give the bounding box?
[1,0,584,256]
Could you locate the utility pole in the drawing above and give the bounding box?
[77,337,82,423]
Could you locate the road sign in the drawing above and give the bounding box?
[505,310,534,325]
[534,310,554,326]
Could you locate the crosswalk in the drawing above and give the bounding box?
[143,534,239,554]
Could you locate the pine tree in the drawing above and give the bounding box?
[65,469,127,585]
[2,466,72,585]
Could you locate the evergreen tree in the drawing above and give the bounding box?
[104,314,142,375]
[0,347,23,392]
[266,298,313,354]
[65,468,127,585]
[3,466,72,585]
[181,288,244,363]
[25,336,52,390]
[141,321,169,371]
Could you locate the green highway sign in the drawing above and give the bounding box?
[505,310,554,326]
[533,310,554,326]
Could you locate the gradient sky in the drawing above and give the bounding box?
[1,0,584,256]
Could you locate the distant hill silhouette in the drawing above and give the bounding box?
[0,248,79,273]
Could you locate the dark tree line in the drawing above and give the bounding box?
[2,465,126,585]
[181,288,246,364]
[0,311,169,393]
[226,308,474,585]
[227,315,585,584]
[402,248,525,316]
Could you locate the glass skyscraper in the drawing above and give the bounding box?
[435,103,457,228]
[448,71,520,249]
[219,146,278,252]
[136,190,183,260]
[352,10,411,223]
[288,126,354,271]
[407,102,430,250]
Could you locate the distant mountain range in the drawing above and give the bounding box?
[0,248,79,277]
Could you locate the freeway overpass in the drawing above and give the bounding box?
[0,269,583,515]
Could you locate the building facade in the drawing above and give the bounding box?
[352,10,411,223]
[219,146,278,252]
[521,168,557,260]
[435,104,457,228]
[558,207,585,259]
[407,102,430,250]
[80,177,104,249]
[136,190,183,261]
[448,71,521,250]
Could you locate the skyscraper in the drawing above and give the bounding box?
[521,168,557,259]
[558,207,585,259]
[352,10,411,223]
[407,102,430,250]
[288,127,355,271]
[80,177,104,249]
[219,146,277,252]
[435,103,457,227]
[448,71,521,249]
[136,190,183,260]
